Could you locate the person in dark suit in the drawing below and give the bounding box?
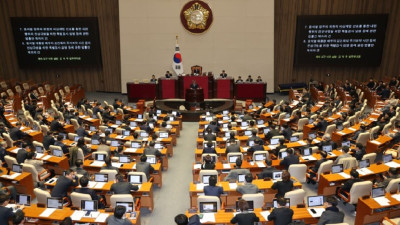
[307,151,328,184]
[105,205,133,225]
[219,70,227,78]
[174,214,201,225]
[247,139,264,155]
[110,174,139,194]
[256,76,262,82]
[16,142,29,164]
[334,146,352,164]
[9,123,25,141]
[103,157,119,171]
[76,123,89,137]
[50,116,64,132]
[280,124,292,140]
[203,128,216,142]
[375,167,400,188]
[353,125,366,140]
[236,174,259,194]
[92,102,102,116]
[136,155,154,180]
[380,84,390,100]
[144,141,162,157]
[352,143,366,161]
[150,74,157,83]
[165,71,172,78]
[338,169,362,198]
[205,120,220,133]
[313,116,328,133]
[279,148,299,170]
[366,77,376,89]
[273,138,287,156]
[226,139,241,154]
[245,75,253,82]
[51,169,78,198]
[317,196,344,225]
[75,159,89,177]
[0,194,24,224]
[102,106,115,123]
[247,130,261,146]
[267,197,293,225]
[190,80,199,89]
[319,134,338,151]
[203,175,223,198]
[258,159,280,179]
[55,135,69,154]
[203,141,216,154]
[43,131,55,150]
[236,76,243,83]
[271,171,293,198]
[201,154,215,170]
[73,176,101,206]
[230,199,259,225]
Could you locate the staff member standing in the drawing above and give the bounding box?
[190,80,199,89]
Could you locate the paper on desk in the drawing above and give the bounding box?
[9,173,21,179]
[302,156,317,161]
[12,148,20,154]
[249,162,254,166]
[229,183,237,190]
[268,145,278,150]
[391,194,400,201]
[132,164,136,169]
[370,140,381,145]
[338,172,351,179]
[313,139,320,143]
[42,155,52,160]
[307,208,325,217]
[348,127,357,131]
[94,182,106,189]
[35,153,44,159]
[242,147,248,152]
[95,213,109,222]
[115,135,123,139]
[298,141,307,145]
[100,133,105,137]
[111,125,119,128]
[196,183,205,190]
[223,164,231,169]
[193,164,202,170]
[256,162,265,167]
[39,208,56,217]
[337,131,346,136]
[91,161,105,167]
[70,210,85,220]
[111,163,122,168]
[200,213,215,223]
[257,125,266,128]
[124,148,137,153]
[87,181,96,188]
[357,168,373,176]
[385,161,400,168]
[374,197,390,206]
[259,211,270,221]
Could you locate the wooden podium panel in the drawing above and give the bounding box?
[214,78,233,98]
[126,82,157,102]
[158,78,178,99]
[235,82,266,101]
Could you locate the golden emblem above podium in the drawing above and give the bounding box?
[180,1,213,34]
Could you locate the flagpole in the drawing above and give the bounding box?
[176,35,178,45]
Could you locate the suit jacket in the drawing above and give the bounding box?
[0,206,16,225]
[341,178,362,192]
[317,206,344,225]
[258,167,280,179]
[201,162,215,170]
[224,168,251,181]
[144,147,161,157]
[43,135,55,150]
[55,141,69,154]
[204,133,216,142]
[267,207,293,225]
[242,115,253,121]
[76,167,89,177]
[312,158,328,173]
[16,148,28,164]
[334,153,352,164]
[50,120,64,132]
[74,187,99,201]
[110,182,138,194]
[203,147,216,154]
[76,127,89,137]
[279,154,299,170]
[271,180,293,198]
[135,162,154,180]
[230,212,259,225]
[247,145,264,154]
[226,144,241,154]
[204,185,223,197]
[10,127,24,141]
[24,159,45,173]
[97,144,111,156]
[236,183,259,194]
[51,176,78,198]
[281,128,293,140]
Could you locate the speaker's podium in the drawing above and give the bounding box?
[185,88,204,110]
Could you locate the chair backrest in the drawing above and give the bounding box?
[272,105,280,111]
[284,189,306,206]
[22,164,39,183]
[338,157,357,170]
[97,112,103,124]
[317,160,333,181]
[311,146,319,154]
[342,121,350,128]
[288,164,307,183]
[110,194,134,209]
[77,148,84,161]
[201,154,218,163]
[325,124,336,136]
[68,133,78,141]
[127,171,148,183]
[99,125,107,133]
[2,133,13,148]
[34,188,51,205]
[382,123,392,135]
[71,192,92,209]
[361,153,376,164]
[297,118,308,131]
[385,178,400,193]
[199,170,218,183]
[87,109,93,117]
[117,108,124,116]
[226,152,243,163]
[32,141,44,148]
[64,86,71,94]
[115,128,124,135]
[253,151,269,161]
[4,156,17,169]
[292,132,304,140]
[49,145,63,156]
[349,181,372,204]
[99,169,118,181]
[41,125,49,136]
[369,126,380,140]
[197,196,220,211]
[277,113,286,122]
[272,135,284,140]
[291,109,299,117]
[71,119,80,130]
[356,132,370,146]
[242,193,265,208]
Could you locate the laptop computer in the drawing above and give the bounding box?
[342,140,351,147]
[81,200,98,216]
[383,154,393,163]
[254,153,266,161]
[52,149,63,157]
[235,200,254,212]
[359,159,370,169]
[58,133,67,140]
[95,153,107,161]
[130,122,137,127]
[290,136,299,142]
[307,196,324,208]
[159,132,169,138]
[202,175,217,184]
[263,128,270,134]
[279,151,288,160]
[199,202,218,213]
[372,187,385,198]
[91,139,100,145]
[203,142,216,149]
[119,155,130,163]
[331,164,343,174]
[115,120,122,125]
[229,155,240,163]
[47,197,63,209]
[238,174,246,183]
[270,138,279,145]
[273,198,290,208]
[146,156,156,164]
[129,175,143,184]
[272,171,283,180]
[241,121,248,127]
[244,130,252,136]
[35,146,44,153]
[116,202,134,213]
[140,132,149,138]
[105,128,113,133]
[74,136,81,142]
[223,110,229,115]
[122,130,130,136]
[137,114,143,119]
[302,148,311,156]
[308,132,316,139]
[90,126,96,131]
[16,194,31,206]
[322,145,333,153]
[222,116,230,121]
[111,140,120,147]
[225,132,231,138]
[257,120,264,125]
[94,173,108,183]
[248,140,255,147]
[131,142,142,148]
[154,143,163,149]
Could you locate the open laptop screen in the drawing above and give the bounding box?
[81,200,98,211]
[229,155,240,163]
[372,187,385,198]
[383,154,393,163]
[272,171,283,180]
[270,138,279,145]
[129,175,143,184]
[116,202,134,213]
[146,156,156,164]
[16,194,31,206]
[12,164,22,173]
[199,202,218,213]
[236,200,254,212]
[322,145,332,152]
[307,196,324,207]
[331,164,343,174]
[47,197,63,209]
[94,173,108,182]
[359,159,370,168]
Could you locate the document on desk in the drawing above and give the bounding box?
[70,211,85,220]
[94,182,106,189]
[313,139,320,143]
[111,163,122,168]
[242,147,248,152]
[307,208,325,217]
[374,197,390,206]
[11,148,20,154]
[256,162,265,168]
[132,164,136,169]
[88,181,96,188]
[124,148,137,153]
[200,213,215,223]
[95,213,109,222]
[229,183,238,190]
[193,164,202,170]
[302,156,317,161]
[338,172,351,179]
[336,131,346,136]
[39,208,56,217]
[391,194,400,201]
[115,135,124,139]
[298,141,307,146]
[370,140,381,145]
[268,145,278,150]
[223,164,231,169]
[111,125,119,128]
[259,211,270,220]
[348,127,357,131]
[42,155,52,160]
[385,161,400,168]
[35,153,44,159]
[196,183,205,190]
[357,168,373,176]
[91,161,105,167]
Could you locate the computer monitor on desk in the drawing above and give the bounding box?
[52,149,63,157]
[94,173,108,183]
[273,198,290,208]
[270,138,279,145]
[307,196,324,207]
[229,155,240,163]
[372,187,385,198]
[331,164,343,174]
[47,197,63,209]
[12,164,22,173]
[236,200,254,212]
[359,159,370,168]
[199,202,218,213]
[81,200,98,212]
[116,202,134,213]
[129,175,143,184]
[146,156,156,164]
[95,153,106,161]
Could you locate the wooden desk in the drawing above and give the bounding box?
[4,114,43,142]
[0,168,34,198]
[356,193,400,225]
[23,204,141,225]
[83,161,163,188]
[366,135,393,154]
[189,179,302,208]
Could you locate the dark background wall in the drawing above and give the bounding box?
[0,0,121,92]
[274,0,400,89]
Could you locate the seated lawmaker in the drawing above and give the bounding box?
[224,158,251,181]
[231,199,260,225]
[73,176,102,207]
[236,76,243,83]
[317,196,344,225]
[105,205,132,225]
[236,174,258,194]
[110,174,139,194]
[245,75,253,82]
[51,169,78,198]
[190,80,199,89]
[267,197,293,225]
[150,74,157,83]
[220,70,227,78]
[279,148,299,170]
[256,76,262,82]
[271,171,293,198]
[165,71,172,78]
[258,159,280,179]
[203,175,223,198]
[0,194,24,224]
[338,169,362,198]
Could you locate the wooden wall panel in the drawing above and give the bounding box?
[275,0,400,90]
[0,0,121,92]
